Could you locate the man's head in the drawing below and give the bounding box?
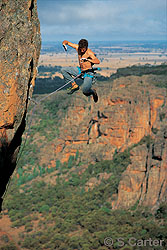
[78,39,88,53]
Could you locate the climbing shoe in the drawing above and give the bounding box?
[92,89,98,103]
[67,84,79,94]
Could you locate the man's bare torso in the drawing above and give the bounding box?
[77,48,93,71]
[62,40,100,71]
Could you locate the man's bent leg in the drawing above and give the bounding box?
[61,67,79,85]
[82,76,98,102]
[61,67,80,94]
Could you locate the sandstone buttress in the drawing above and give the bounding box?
[0,0,41,211]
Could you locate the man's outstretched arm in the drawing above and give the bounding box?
[62,40,78,50]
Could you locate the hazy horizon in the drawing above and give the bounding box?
[41,40,166,43]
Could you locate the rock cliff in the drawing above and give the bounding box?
[0,0,41,210]
[52,74,167,210]
[112,126,167,210]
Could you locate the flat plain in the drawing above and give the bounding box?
[38,42,167,77]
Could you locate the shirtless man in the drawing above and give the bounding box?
[61,39,100,102]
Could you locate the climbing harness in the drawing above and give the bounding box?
[77,66,94,79]
[81,67,101,84]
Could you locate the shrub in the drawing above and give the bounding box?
[39,205,50,213]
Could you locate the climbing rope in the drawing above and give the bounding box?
[2,73,83,202]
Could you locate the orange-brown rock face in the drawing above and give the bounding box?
[54,75,165,162]
[0,0,41,210]
[51,75,166,209]
[112,126,167,210]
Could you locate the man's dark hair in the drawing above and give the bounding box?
[78,39,88,49]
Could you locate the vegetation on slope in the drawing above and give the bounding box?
[33,64,167,95]
[3,146,167,250]
[1,64,167,249]
[111,63,167,80]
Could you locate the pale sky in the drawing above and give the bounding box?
[37,0,167,42]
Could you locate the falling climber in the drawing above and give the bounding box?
[61,39,100,102]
